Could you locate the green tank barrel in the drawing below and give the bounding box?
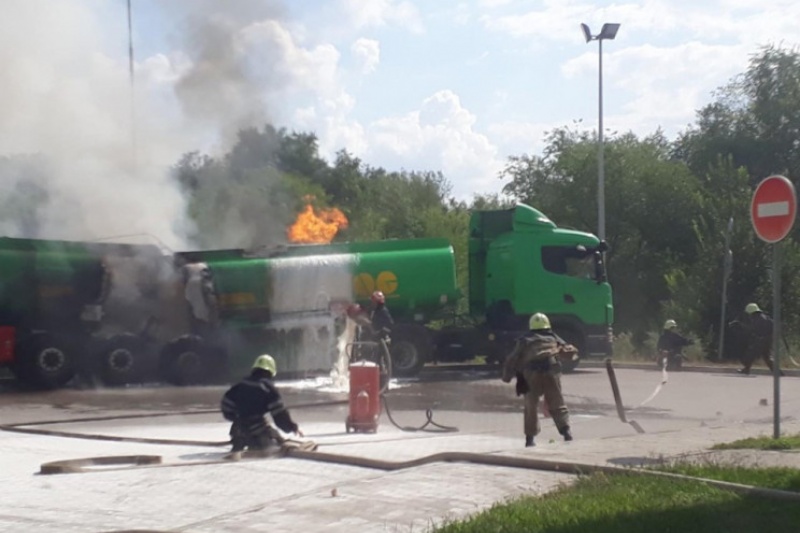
[199,238,460,325]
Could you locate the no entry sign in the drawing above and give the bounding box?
[750,175,797,243]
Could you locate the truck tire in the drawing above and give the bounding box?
[16,333,77,389]
[96,334,149,386]
[390,324,430,377]
[552,326,584,374]
[159,337,222,386]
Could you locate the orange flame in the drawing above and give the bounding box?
[288,201,349,244]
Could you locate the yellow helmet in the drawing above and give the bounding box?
[252,354,277,376]
[529,313,551,330]
[664,319,677,330]
[745,303,760,315]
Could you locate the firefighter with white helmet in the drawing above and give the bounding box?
[656,319,693,370]
[502,312,575,447]
[735,303,779,375]
[220,354,303,453]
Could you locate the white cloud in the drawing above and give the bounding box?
[339,0,424,33]
[481,0,800,46]
[363,90,504,198]
[562,41,748,137]
[351,38,381,74]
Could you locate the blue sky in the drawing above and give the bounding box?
[134,0,798,198]
[4,0,800,215]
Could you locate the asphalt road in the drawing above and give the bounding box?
[2,364,797,439]
[2,365,799,533]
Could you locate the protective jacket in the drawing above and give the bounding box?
[221,374,298,434]
[744,311,773,340]
[657,330,692,354]
[502,331,569,381]
[370,304,394,337]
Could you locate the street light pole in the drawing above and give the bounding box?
[581,23,620,242]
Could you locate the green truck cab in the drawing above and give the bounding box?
[466,204,613,370]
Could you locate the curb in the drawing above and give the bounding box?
[579,361,800,377]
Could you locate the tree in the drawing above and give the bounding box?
[501,126,704,342]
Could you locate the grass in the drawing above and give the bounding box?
[712,433,800,451]
[433,467,800,533]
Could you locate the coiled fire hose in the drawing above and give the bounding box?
[348,338,459,433]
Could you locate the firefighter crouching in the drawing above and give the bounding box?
[657,319,693,371]
[502,313,575,448]
[221,354,304,454]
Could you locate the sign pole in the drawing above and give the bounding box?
[749,174,795,440]
[773,242,781,439]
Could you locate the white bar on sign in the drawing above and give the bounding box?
[757,201,790,218]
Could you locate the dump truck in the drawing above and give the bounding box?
[0,203,613,388]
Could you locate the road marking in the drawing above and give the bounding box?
[757,201,790,218]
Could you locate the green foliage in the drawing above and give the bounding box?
[500,126,704,343]
[712,433,800,451]
[434,471,800,533]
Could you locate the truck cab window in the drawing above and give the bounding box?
[541,246,598,280]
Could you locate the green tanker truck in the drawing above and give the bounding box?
[157,203,612,382]
[0,203,612,388]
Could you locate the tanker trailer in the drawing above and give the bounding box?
[154,239,459,384]
[0,237,107,388]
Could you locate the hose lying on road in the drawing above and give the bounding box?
[33,445,800,504]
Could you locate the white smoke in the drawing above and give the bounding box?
[0,0,287,249]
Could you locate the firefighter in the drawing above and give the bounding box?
[735,303,779,375]
[502,312,574,447]
[656,319,693,370]
[369,290,394,340]
[220,354,304,453]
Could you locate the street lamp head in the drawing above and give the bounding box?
[580,23,593,43]
[599,23,621,40]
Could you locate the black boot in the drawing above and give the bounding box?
[560,426,573,442]
[525,435,535,448]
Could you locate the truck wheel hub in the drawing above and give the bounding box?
[38,348,65,372]
[109,349,134,372]
[393,342,417,370]
[177,351,200,370]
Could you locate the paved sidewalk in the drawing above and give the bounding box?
[2,410,799,533]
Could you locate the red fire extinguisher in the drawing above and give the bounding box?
[345,361,381,433]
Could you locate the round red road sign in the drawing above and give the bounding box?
[750,175,797,243]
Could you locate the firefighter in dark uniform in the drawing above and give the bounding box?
[735,303,778,375]
[502,313,574,447]
[656,319,693,370]
[369,290,394,340]
[220,354,303,453]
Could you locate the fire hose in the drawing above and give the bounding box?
[348,338,458,433]
[25,433,800,504]
[5,369,800,504]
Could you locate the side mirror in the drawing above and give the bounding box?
[596,241,609,253]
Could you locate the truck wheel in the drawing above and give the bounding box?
[390,325,430,377]
[96,334,148,386]
[159,337,221,386]
[17,334,77,389]
[552,326,584,374]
